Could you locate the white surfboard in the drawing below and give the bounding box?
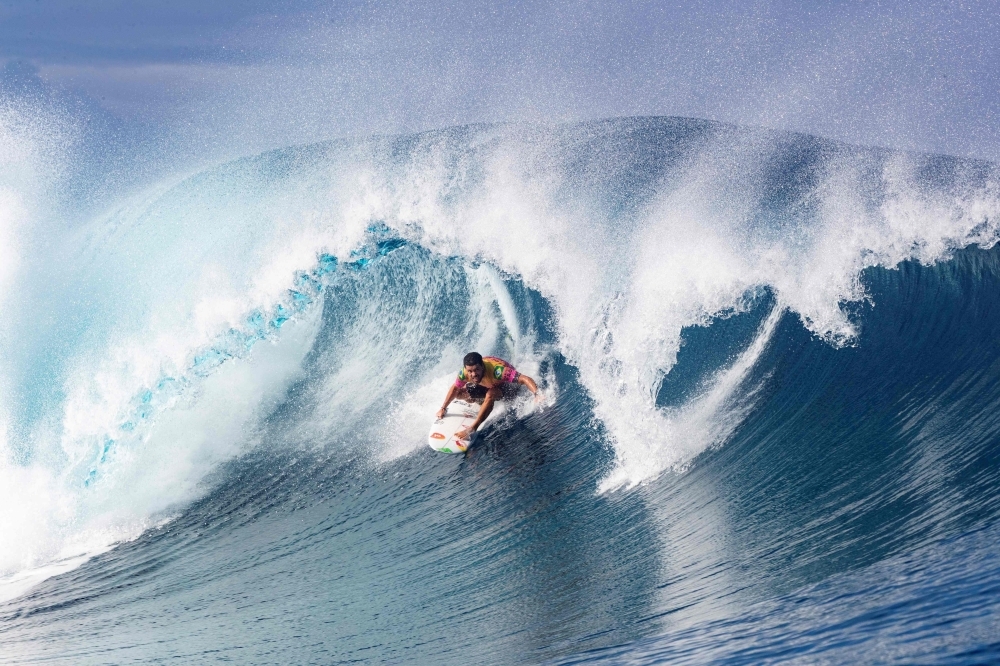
[428,400,481,453]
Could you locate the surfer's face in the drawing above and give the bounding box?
[464,363,485,384]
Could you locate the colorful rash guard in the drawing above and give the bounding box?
[454,356,519,389]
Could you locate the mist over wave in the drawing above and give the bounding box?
[2,112,1000,663]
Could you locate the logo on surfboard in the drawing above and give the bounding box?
[431,432,446,440]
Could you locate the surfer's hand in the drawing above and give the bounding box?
[455,428,471,440]
[436,407,446,419]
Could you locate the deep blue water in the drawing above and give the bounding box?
[1,118,1000,664]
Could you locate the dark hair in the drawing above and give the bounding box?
[463,352,484,367]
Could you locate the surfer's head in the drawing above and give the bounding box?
[463,352,485,383]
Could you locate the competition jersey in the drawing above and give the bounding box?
[454,356,519,388]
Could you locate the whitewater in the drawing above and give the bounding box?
[2,109,1000,663]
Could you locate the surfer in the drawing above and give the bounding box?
[436,352,540,440]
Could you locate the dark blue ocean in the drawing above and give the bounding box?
[2,117,1000,664]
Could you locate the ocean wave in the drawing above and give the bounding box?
[2,117,1000,663]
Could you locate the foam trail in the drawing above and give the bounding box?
[599,302,784,492]
[483,265,521,344]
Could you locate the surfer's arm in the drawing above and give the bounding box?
[436,384,459,419]
[517,374,538,394]
[458,386,500,438]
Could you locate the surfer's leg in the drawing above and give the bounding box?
[464,385,488,403]
[499,383,520,401]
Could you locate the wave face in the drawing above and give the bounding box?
[2,116,1000,663]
